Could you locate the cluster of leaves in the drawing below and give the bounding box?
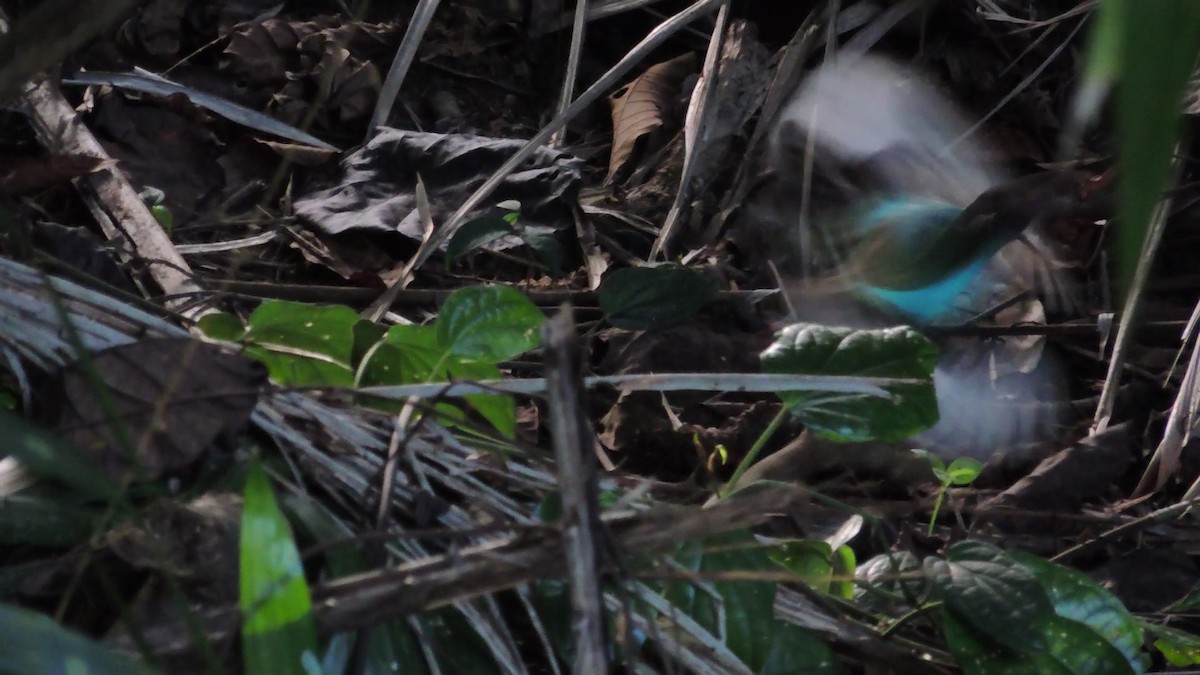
[530,526,1181,674]
[199,285,544,436]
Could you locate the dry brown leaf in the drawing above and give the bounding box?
[0,154,116,196]
[52,338,266,484]
[606,52,696,182]
[256,139,340,166]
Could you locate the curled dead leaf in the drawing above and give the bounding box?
[607,52,696,183]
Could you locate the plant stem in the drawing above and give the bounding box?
[721,407,789,497]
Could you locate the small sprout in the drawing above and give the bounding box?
[913,449,982,535]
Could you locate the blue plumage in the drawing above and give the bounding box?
[845,197,996,324]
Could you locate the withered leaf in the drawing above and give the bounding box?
[0,154,115,196]
[52,338,266,484]
[607,52,696,182]
[294,129,582,246]
[105,493,242,601]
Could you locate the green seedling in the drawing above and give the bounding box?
[912,449,982,535]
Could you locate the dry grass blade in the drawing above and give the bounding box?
[650,3,728,260]
[367,0,442,138]
[549,0,590,147]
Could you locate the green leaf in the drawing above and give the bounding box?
[150,203,174,232]
[597,265,719,330]
[0,603,156,675]
[831,544,857,600]
[942,607,1071,675]
[855,551,924,613]
[761,324,938,441]
[770,540,834,593]
[421,608,513,673]
[445,216,515,267]
[355,342,408,389]
[240,459,319,675]
[284,497,432,675]
[384,324,445,380]
[1145,621,1200,666]
[517,227,564,277]
[1106,1,1200,297]
[1011,551,1147,673]
[1035,613,1140,675]
[198,312,246,341]
[761,621,843,675]
[246,345,354,387]
[662,532,782,670]
[938,546,1144,674]
[947,607,1137,675]
[351,320,387,368]
[925,541,1055,653]
[450,359,516,438]
[245,301,360,386]
[945,457,983,486]
[438,285,543,362]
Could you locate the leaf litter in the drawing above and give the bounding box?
[2,1,1200,672]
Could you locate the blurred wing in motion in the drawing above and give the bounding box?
[757,55,1091,463]
[768,54,1002,206]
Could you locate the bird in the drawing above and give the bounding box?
[753,54,1112,463]
[841,169,1109,324]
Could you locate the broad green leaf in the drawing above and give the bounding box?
[438,285,543,361]
[449,359,515,438]
[422,608,513,673]
[597,264,719,330]
[351,320,387,367]
[150,203,174,232]
[355,341,409,389]
[1012,551,1147,673]
[384,324,445,380]
[943,607,1071,675]
[925,541,1054,653]
[770,540,835,593]
[1106,1,1200,297]
[761,324,938,441]
[245,301,360,386]
[382,324,517,435]
[241,460,319,675]
[1145,621,1200,666]
[245,345,354,387]
[947,607,1136,675]
[285,497,431,675]
[445,216,515,267]
[198,312,246,341]
[761,621,843,674]
[855,551,923,613]
[0,603,155,675]
[247,301,359,361]
[831,544,857,600]
[0,409,118,500]
[517,227,564,277]
[945,457,983,486]
[1035,613,1139,675]
[938,545,1143,674]
[662,532,781,670]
